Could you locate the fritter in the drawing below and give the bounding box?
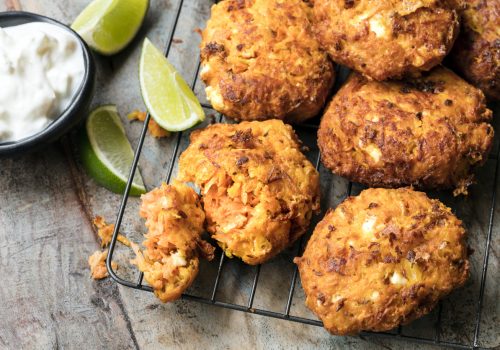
[318,67,494,195]
[200,0,335,122]
[312,0,459,80]
[447,0,500,101]
[178,120,320,265]
[131,181,215,302]
[295,188,470,335]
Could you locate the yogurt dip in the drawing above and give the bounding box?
[0,22,85,142]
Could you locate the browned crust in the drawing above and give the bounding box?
[312,0,460,80]
[295,188,470,335]
[318,66,494,194]
[178,120,320,265]
[132,182,214,302]
[447,0,500,101]
[200,0,335,122]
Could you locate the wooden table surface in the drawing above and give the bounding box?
[1,1,499,349]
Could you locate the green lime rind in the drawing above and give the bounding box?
[79,105,146,196]
[72,0,149,56]
[139,38,205,132]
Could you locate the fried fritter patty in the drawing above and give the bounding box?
[132,181,215,302]
[178,120,320,265]
[200,0,335,122]
[318,67,493,195]
[312,0,459,80]
[295,188,469,335]
[447,0,500,101]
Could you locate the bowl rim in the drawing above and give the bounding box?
[0,11,95,155]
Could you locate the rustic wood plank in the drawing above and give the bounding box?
[0,145,137,349]
[0,1,138,349]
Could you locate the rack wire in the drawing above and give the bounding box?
[106,1,499,349]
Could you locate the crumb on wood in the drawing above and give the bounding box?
[93,216,130,247]
[88,249,118,280]
[172,38,183,44]
[128,110,170,139]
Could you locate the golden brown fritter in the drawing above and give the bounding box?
[447,0,500,101]
[312,0,459,81]
[200,0,335,122]
[131,181,215,302]
[178,120,320,265]
[318,67,493,195]
[295,188,469,335]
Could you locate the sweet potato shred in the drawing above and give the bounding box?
[93,216,130,247]
[128,110,170,139]
[88,250,118,280]
[88,216,130,280]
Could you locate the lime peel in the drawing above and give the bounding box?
[72,0,149,55]
[80,105,146,196]
[139,38,205,132]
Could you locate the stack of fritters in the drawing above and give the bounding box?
[130,0,496,335]
[178,120,320,265]
[311,1,495,192]
[297,0,494,335]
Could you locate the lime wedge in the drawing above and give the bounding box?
[72,0,149,55]
[79,105,146,196]
[139,38,205,132]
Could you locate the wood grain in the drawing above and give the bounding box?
[0,146,136,349]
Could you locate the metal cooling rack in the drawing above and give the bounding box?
[106,1,499,349]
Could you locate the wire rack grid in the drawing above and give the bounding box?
[106,1,499,349]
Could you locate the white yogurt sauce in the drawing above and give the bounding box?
[0,22,85,142]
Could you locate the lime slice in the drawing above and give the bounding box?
[139,38,205,132]
[72,0,149,55]
[79,105,146,196]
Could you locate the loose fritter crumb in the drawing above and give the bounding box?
[128,110,170,139]
[93,216,130,247]
[178,120,320,265]
[447,0,500,100]
[318,67,493,194]
[88,250,117,280]
[87,216,128,280]
[200,0,335,122]
[295,188,469,335]
[131,181,215,302]
[312,0,460,80]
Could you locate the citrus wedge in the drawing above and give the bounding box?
[139,38,205,132]
[80,105,146,196]
[72,0,149,55]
